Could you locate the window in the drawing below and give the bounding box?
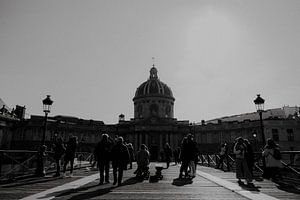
[287,129,294,141]
[272,129,279,141]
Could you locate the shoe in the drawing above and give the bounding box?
[105,180,110,183]
[113,181,117,185]
[237,180,243,185]
[246,182,254,187]
[117,182,122,186]
[98,182,103,185]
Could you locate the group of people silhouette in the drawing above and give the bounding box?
[51,132,283,187]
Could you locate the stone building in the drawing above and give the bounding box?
[1,66,300,158]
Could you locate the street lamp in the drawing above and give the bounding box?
[36,95,53,176]
[42,95,53,145]
[253,94,266,169]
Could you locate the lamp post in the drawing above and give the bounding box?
[253,94,266,169]
[42,95,53,145]
[36,95,53,176]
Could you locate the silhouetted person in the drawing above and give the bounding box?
[244,139,254,176]
[136,144,150,177]
[127,143,135,169]
[53,137,65,177]
[94,134,113,185]
[179,134,197,178]
[173,147,180,165]
[179,137,188,178]
[111,137,130,186]
[164,143,172,168]
[216,143,227,171]
[262,138,282,181]
[62,136,78,177]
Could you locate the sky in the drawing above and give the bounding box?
[0,0,299,124]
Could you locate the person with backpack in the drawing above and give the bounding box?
[262,138,283,181]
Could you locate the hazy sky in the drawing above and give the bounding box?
[0,0,299,124]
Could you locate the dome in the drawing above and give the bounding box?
[133,66,174,101]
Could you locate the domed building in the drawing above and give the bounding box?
[133,66,175,120]
[115,65,190,160]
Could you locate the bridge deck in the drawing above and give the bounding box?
[0,163,299,200]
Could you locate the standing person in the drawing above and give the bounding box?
[179,134,197,178]
[163,143,172,169]
[262,138,282,181]
[111,137,130,186]
[53,137,65,177]
[173,147,180,165]
[234,137,253,186]
[127,143,135,169]
[62,136,78,177]
[193,139,199,171]
[187,134,197,177]
[244,139,254,176]
[216,143,227,171]
[179,137,189,178]
[94,134,113,185]
[224,142,230,171]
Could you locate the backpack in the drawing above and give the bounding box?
[273,148,282,160]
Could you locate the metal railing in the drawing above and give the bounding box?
[0,150,92,182]
[198,151,300,181]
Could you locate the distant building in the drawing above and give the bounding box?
[1,67,299,157]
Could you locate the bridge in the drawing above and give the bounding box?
[0,162,299,200]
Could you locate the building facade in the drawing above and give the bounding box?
[1,67,300,158]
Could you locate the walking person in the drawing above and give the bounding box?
[53,136,65,177]
[111,137,130,186]
[94,134,113,185]
[262,138,283,181]
[62,136,78,177]
[164,143,172,169]
[234,137,253,186]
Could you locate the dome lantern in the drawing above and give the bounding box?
[149,65,158,79]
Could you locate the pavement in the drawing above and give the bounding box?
[1,163,299,200]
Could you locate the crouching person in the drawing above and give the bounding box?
[136,144,150,178]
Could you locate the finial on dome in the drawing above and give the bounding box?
[150,57,158,79]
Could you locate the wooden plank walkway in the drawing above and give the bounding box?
[0,163,299,200]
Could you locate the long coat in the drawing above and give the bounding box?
[262,148,282,168]
[111,143,130,167]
